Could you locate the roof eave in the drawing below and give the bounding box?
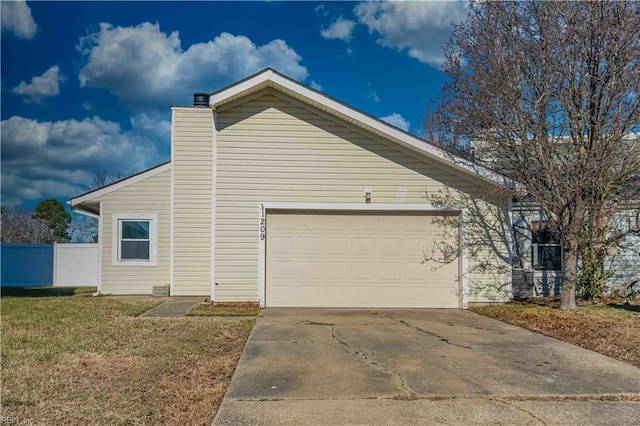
[208,68,512,189]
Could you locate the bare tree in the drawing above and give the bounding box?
[81,169,135,192]
[1,207,53,243]
[69,170,136,242]
[428,1,640,309]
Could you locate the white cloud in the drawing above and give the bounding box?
[314,4,329,17]
[367,84,380,103]
[354,0,468,67]
[1,0,38,39]
[78,23,309,107]
[129,113,171,140]
[321,16,356,41]
[380,113,411,132]
[12,66,65,103]
[0,115,168,206]
[310,80,322,91]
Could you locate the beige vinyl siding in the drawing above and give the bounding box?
[215,93,510,303]
[97,170,170,294]
[172,107,213,295]
[464,200,513,303]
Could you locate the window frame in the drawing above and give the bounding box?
[530,221,563,271]
[112,213,158,266]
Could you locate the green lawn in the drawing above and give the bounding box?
[1,293,253,425]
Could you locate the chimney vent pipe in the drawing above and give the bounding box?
[193,93,210,107]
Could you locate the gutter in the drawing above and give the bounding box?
[71,208,100,220]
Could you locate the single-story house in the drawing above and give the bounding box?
[70,68,516,308]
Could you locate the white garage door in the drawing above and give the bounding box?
[266,211,460,308]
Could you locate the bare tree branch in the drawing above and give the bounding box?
[429,1,640,309]
[1,207,53,243]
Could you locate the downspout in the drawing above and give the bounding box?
[210,104,217,302]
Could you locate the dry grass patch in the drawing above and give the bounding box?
[187,301,260,317]
[1,296,253,425]
[471,300,640,368]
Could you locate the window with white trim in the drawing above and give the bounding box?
[112,213,157,266]
[531,221,562,271]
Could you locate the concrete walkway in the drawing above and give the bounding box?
[138,297,205,318]
[214,308,640,425]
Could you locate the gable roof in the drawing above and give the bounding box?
[69,161,171,212]
[207,68,511,188]
[72,69,512,212]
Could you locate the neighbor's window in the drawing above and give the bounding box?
[112,213,157,266]
[531,222,562,271]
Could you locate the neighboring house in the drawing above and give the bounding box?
[511,201,564,297]
[471,135,640,298]
[511,200,640,297]
[70,68,514,308]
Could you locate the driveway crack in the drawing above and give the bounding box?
[331,325,412,397]
[495,399,548,425]
[296,320,335,326]
[375,312,472,350]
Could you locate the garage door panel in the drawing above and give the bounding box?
[404,238,430,256]
[270,236,297,255]
[378,218,404,234]
[352,285,375,297]
[298,285,324,307]
[269,285,297,305]
[352,238,377,256]
[378,262,404,280]
[269,261,296,280]
[324,237,349,255]
[298,261,324,280]
[404,215,430,232]
[379,286,409,305]
[325,286,353,304]
[298,237,322,255]
[298,215,322,231]
[326,262,350,280]
[406,286,427,303]
[427,288,460,308]
[325,216,351,232]
[378,238,404,256]
[351,262,378,280]
[404,262,428,281]
[351,215,378,232]
[266,212,460,308]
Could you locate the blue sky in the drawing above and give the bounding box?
[1,0,468,212]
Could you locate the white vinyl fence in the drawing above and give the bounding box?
[53,243,99,287]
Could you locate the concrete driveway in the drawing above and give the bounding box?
[214,309,640,425]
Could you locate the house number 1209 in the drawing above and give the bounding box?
[259,204,266,240]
